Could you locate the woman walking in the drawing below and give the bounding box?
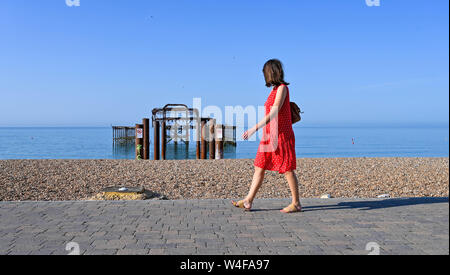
[232,59,301,213]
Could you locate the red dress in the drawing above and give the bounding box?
[254,84,296,174]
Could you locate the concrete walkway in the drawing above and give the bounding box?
[0,198,448,255]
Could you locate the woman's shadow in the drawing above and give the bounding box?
[250,197,449,212]
[302,197,449,212]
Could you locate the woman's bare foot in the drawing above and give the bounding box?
[280,203,302,213]
[231,199,252,211]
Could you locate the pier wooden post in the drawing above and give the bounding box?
[215,124,224,159]
[153,120,160,160]
[143,118,150,160]
[135,124,144,160]
[209,119,215,159]
[196,140,201,159]
[196,120,201,159]
[200,119,207,159]
[161,121,167,160]
[221,125,225,154]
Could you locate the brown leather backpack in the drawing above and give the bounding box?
[290,102,303,124]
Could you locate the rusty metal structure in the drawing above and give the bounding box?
[112,126,135,145]
[151,104,236,160]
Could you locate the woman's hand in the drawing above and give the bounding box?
[242,127,257,140]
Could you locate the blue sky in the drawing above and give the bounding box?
[0,0,448,126]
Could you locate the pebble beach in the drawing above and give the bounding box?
[0,158,448,201]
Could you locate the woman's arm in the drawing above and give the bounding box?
[243,85,287,140]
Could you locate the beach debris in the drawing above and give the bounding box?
[85,186,167,201]
[87,192,145,201]
[320,194,332,199]
[377,194,390,198]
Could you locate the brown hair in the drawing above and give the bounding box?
[262,59,289,87]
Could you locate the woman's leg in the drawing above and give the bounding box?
[283,170,301,209]
[244,166,266,206]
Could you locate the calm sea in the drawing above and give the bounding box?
[0,124,448,160]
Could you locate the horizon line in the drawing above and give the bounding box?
[0,121,448,128]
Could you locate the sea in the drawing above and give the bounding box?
[0,124,448,160]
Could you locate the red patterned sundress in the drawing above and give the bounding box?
[254,84,296,174]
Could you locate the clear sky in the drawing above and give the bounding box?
[0,0,448,126]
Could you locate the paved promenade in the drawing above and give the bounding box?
[0,198,448,255]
